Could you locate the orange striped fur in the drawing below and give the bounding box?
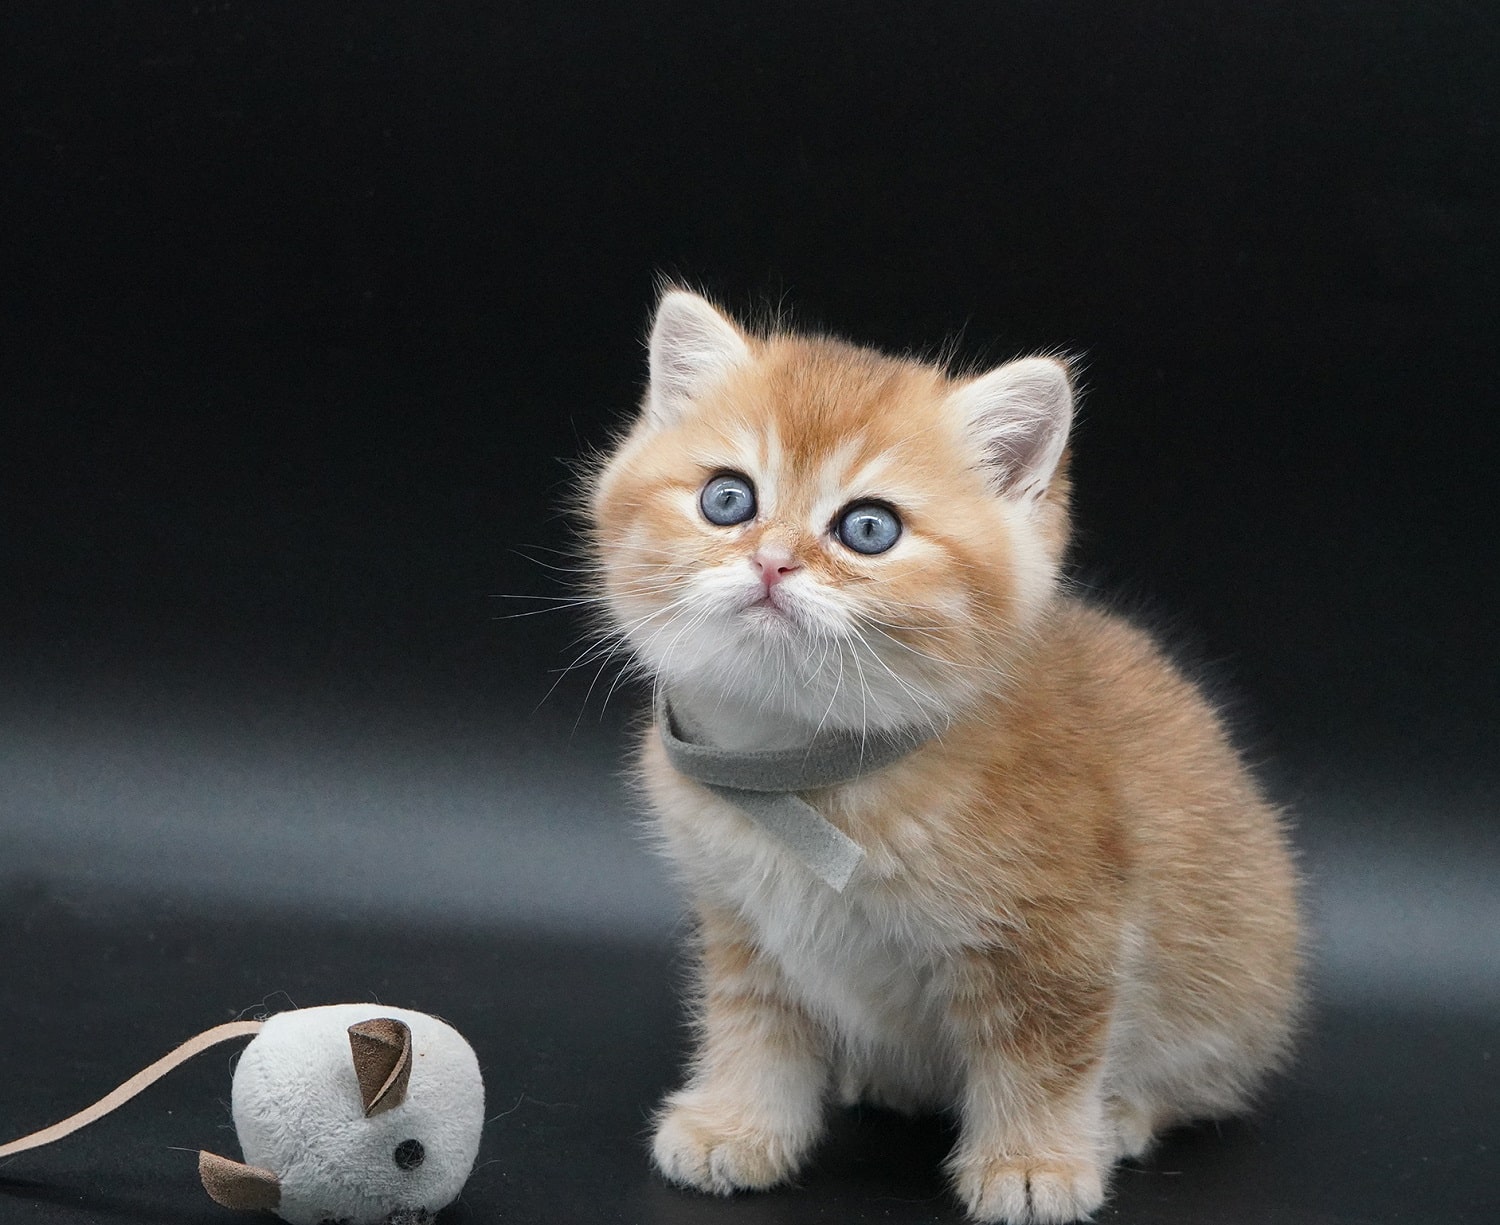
[585,292,1302,1224]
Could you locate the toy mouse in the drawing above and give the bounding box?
[0,1003,485,1225]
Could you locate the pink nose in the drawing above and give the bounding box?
[753,549,801,589]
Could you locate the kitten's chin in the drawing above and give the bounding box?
[641,619,963,749]
[736,594,803,634]
[620,585,977,743]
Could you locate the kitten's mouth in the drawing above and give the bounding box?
[740,590,797,624]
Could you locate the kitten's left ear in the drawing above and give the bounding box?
[646,291,751,428]
[948,357,1074,502]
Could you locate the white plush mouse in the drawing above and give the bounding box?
[0,1004,485,1225]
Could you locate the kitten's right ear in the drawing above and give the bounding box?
[646,291,751,428]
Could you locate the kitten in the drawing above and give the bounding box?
[584,290,1302,1224]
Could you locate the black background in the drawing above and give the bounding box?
[2,3,1496,1224]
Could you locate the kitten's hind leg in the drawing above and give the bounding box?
[652,905,829,1195]
[945,947,1114,1225]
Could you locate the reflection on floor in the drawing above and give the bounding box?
[0,895,1495,1225]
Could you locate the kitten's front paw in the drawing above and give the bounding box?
[950,1150,1106,1224]
[651,1093,811,1194]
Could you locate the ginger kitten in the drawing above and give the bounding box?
[584,291,1301,1224]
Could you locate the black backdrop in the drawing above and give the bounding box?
[2,4,1497,1224]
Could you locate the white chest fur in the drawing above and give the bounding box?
[654,776,965,1109]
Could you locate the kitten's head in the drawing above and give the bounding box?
[584,291,1074,733]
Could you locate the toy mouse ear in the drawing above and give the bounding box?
[348,1018,413,1117]
[200,1151,281,1211]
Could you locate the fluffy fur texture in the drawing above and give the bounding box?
[584,291,1302,1224]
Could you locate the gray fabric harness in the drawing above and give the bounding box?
[654,691,933,892]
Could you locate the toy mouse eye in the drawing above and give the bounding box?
[393,1139,425,1170]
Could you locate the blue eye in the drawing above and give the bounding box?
[700,473,757,526]
[836,502,901,555]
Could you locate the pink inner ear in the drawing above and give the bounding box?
[199,1151,281,1211]
[647,291,751,425]
[951,358,1074,499]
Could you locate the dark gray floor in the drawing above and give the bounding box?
[1,671,1496,1224]
[1,897,1496,1225]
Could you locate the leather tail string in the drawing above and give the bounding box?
[0,1020,265,1159]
